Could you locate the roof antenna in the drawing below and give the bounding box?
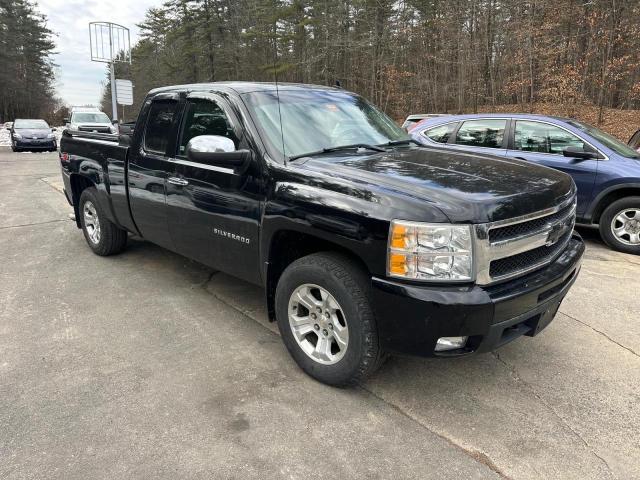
[272,34,287,165]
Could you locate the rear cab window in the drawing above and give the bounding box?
[144,100,179,155]
[455,119,506,148]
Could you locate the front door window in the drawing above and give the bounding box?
[514,121,585,155]
[177,100,238,157]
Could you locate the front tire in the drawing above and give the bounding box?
[599,196,640,255]
[275,252,383,387]
[79,188,128,256]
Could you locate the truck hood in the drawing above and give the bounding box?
[295,146,575,223]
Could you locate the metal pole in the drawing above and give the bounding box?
[110,62,118,122]
[109,24,118,122]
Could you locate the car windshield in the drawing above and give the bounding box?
[242,89,408,159]
[14,119,49,129]
[566,120,640,158]
[72,113,111,123]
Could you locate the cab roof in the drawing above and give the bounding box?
[148,81,342,96]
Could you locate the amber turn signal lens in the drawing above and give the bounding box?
[389,253,407,275]
[391,224,408,249]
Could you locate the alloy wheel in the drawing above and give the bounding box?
[288,283,349,365]
[83,201,101,244]
[611,208,640,245]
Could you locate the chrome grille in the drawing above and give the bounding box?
[488,201,576,243]
[79,126,111,133]
[474,194,577,285]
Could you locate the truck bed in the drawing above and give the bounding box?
[60,129,136,233]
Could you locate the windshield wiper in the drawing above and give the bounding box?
[289,143,386,161]
[378,139,419,147]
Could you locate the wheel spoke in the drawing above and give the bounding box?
[295,288,320,311]
[314,336,332,361]
[629,233,640,245]
[332,324,348,349]
[615,213,629,225]
[325,295,339,312]
[289,315,314,339]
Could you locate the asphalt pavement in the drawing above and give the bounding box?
[1,148,638,479]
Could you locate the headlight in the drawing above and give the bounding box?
[387,220,473,281]
[12,133,22,139]
[47,133,55,139]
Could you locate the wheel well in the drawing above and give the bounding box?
[265,230,369,321]
[592,188,640,223]
[70,175,95,227]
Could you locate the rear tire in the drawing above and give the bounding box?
[79,187,128,256]
[599,196,640,255]
[275,252,384,387]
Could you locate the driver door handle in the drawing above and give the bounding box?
[167,177,189,186]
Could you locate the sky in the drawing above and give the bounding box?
[36,0,160,107]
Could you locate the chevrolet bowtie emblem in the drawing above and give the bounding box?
[546,221,568,246]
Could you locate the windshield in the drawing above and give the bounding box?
[72,112,111,124]
[567,120,640,158]
[14,119,49,129]
[242,89,409,159]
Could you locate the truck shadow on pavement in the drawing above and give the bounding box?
[111,233,635,480]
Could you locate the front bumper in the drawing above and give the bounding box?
[14,138,56,149]
[371,234,585,357]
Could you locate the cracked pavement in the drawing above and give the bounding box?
[1,149,638,479]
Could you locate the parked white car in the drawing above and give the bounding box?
[65,107,117,134]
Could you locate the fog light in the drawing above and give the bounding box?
[435,336,468,352]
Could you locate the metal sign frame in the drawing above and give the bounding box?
[89,22,132,122]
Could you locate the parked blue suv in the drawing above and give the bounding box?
[410,114,640,254]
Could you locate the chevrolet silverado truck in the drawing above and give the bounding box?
[59,82,584,387]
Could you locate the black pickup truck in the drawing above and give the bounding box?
[59,82,584,386]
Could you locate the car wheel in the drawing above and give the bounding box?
[599,196,640,255]
[275,252,384,387]
[79,187,128,256]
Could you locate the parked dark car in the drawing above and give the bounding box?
[410,114,640,254]
[59,83,583,386]
[10,119,57,152]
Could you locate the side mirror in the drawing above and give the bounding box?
[563,146,600,160]
[63,118,70,124]
[186,135,250,171]
[51,127,55,132]
[111,119,119,125]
